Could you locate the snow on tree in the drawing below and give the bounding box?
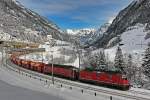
[87,53,97,67]
[84,50,107,70]
[125,54,136,81]
[114,46,125,73]
[97,51,107,66]
[142,43,150,78]
[95,50,107,70]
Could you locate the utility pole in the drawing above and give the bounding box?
[25,50,27,61]
[4,44,7,67]
[0,41,3,66]
[41,52,44,63]
[136,35,147,48]
[4,43,9,67]
[136,42,147,48]
[76,46,82,74]
[51,50,54,84]
[47,35,56,85]
[73,36,82,74]
[135,36,147,67]
[78,50,81,72]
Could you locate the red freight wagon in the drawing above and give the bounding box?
[15,58,22,66]
[21,60,31,69]
[30,61,36,71]
[44,64,78,79]
[10,56,17,64]
[30,61,44,73]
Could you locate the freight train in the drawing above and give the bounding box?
[10,51,130,90]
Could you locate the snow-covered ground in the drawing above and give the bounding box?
[0,79,63,100]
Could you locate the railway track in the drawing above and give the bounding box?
[129,89,150,97]
[3,58,150,100]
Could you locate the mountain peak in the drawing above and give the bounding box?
[66,28,95,35]
[92,0,150,48]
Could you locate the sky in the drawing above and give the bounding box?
[17,0,133,30]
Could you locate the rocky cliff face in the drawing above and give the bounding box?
[0,0,63,42]
[93,0,150,48]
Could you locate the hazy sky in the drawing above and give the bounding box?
[17,0,133,30]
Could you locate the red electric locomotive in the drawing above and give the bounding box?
[79,67,130,90]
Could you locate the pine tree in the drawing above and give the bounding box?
[127,54,132,69]
[87,50,107,70]
[126,54,136,80]
[142,44,150,78]
[88,53,97,67]
[99,51,107,66]
[96,51,107,70]
[114,46,125,73]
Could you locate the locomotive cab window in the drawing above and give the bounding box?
[124,78,127,80]
[122,75,127,80]
[96,71,101,77]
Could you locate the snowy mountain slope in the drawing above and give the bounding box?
[66,23,110,46]
[0,30,18,41]
[66,28,96,46]
[86,24,150,70]
[87,0,150,65]
[0,0,63,43]
[85,23,110,46]
[104,24,150,65]
[92,0,150,48]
